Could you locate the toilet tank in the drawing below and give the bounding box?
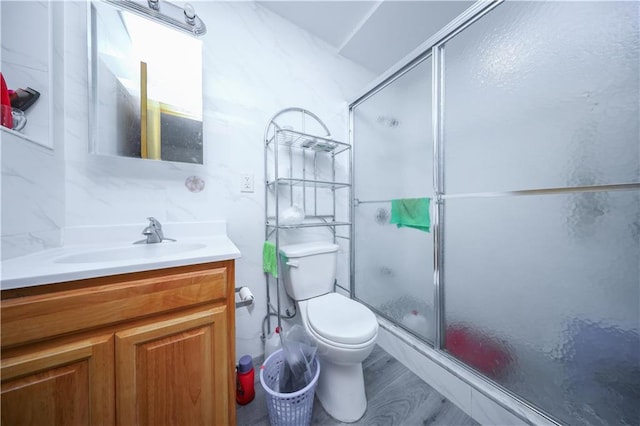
[279,242,339,301]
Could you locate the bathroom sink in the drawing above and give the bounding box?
[54,242,207,264]
[1,221,241,290]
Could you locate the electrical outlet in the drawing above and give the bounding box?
[241,174,254,193]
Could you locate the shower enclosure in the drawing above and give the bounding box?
[350,1,639,425]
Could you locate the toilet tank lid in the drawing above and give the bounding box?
[279,241,339,257]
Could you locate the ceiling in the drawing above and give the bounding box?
[259,1,474,75]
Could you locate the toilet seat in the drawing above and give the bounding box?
[305,293,378,345]
[305,322,378,351]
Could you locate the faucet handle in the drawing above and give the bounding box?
[134,217,173,244]
[147,217,164,238]
[145,217,175,242]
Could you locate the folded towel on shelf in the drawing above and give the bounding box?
[263,241,278,278]
[390,198,431,232]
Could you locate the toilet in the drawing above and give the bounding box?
[279,241,378,423]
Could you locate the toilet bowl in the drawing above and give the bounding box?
[279,242,379,423]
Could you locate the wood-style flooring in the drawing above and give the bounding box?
[237,345,479,426]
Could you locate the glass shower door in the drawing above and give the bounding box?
[441,2,639,424]
[352,56,435,343]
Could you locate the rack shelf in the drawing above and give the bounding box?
[266,221,352,229]
[264,107,352,334]
[266,128,351,155]
[267,178,351,190]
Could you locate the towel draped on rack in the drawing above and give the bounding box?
[390,198,431,232]
[263,241,279,277]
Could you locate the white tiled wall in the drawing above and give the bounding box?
[1,1,65,260]
[1,135,63,259]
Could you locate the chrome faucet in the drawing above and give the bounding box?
[134,217,176,244]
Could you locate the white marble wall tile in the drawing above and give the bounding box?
[1,1,49,72]
[1,131,63,260]
[2,136,55,230]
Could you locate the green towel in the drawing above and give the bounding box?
[390,198,431,232]
[263,241,278,278]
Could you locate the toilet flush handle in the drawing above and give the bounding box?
[286,260,299,268]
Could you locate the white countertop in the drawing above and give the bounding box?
[1,221,241,290]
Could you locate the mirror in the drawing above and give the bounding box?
[89,1,203,164]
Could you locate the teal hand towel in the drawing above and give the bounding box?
[390,198,431,232]
[263,241,278,278]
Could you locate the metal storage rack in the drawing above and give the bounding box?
[263,107,352,334]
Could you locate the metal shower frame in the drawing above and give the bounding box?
[348,0,640,423]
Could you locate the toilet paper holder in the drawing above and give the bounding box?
[235,286,254,309]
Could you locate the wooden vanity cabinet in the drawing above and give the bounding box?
[1,332,115,425]
[1,261,236,426]
[116,306,229,425]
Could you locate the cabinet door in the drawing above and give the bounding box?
[1,334,115,426]
[116,306,229,426]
